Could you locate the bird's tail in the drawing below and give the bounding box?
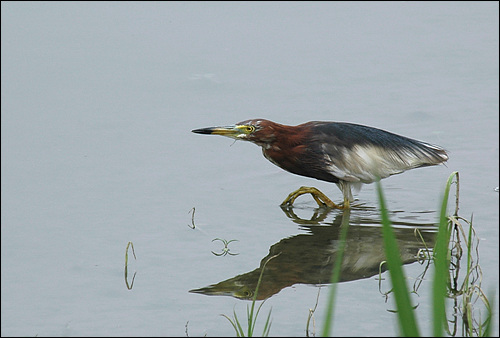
[410,141,449,167]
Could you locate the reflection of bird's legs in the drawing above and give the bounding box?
[280,186,347,209]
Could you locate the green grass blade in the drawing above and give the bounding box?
[221,312,244,337]
[483,290,494,337]
[464,214,474,337]
[321,209,351,337]
[253,301,266,329]
[222,253,279,337]
[432,172,457,336]
[376,180,420,337]
[247,304,253,336]
[233,309,245,337]
[261,307,273,337]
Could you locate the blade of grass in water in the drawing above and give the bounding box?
[376,180,420,337]
[321,209,351,337]
[222,253,279,336]
[432,172,457,336]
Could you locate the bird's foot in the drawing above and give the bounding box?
[280,186,348,209]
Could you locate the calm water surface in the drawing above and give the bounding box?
[2,2,498,336]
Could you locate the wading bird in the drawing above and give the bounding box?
[192,119,448,209]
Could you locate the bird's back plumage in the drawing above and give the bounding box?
[306,122,448,184]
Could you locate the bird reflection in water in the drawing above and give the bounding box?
[189,208,436,300]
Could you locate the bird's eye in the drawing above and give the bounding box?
[245,126,255,133]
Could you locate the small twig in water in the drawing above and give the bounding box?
[306,287,321,337]
[188,207,196,229]
[125,241,137,290]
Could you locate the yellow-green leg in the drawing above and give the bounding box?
[280,186,349,209]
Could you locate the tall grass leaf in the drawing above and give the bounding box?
[376,180,420,337]
[483,290,494,337]
[432,172,457,336]
[321,209,351,337]
[262,307,273,337]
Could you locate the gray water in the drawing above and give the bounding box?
[2,2,498,336]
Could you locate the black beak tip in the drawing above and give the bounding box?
[191,128,212,134]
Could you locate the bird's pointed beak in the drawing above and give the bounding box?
[189,281,254,300]
[188,285,235,297]
[192,125,250,139]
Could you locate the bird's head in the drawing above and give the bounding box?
[192,119,277,147]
